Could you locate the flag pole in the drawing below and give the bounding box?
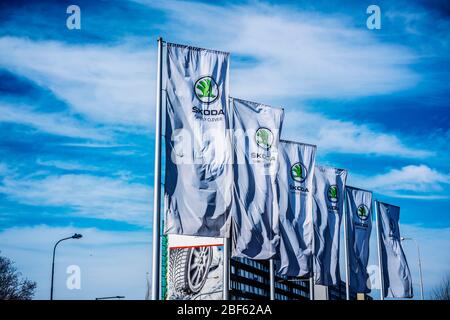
[269,259,275,300]
[309,253,315,300]
[343,195,350,300]
[223,237,230,300]
[309,276,314,300]
[309,230,315,300]
[375,200,385,300]
[151,36,163,300]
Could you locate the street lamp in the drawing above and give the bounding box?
[50,233,83,300]
[401,237,424,300]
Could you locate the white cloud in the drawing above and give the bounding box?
[142,0,419,99]
[0,2,429,159]
[0,174,152,226]
[0,37,155,126]
[0,1,420,125]
[281,110,431,158]
[350,165,450,199]
[0,225,151,300]
[36,159,100,172]
[140,0,429,158]
[59,142,134,148]
[0,103,107,140]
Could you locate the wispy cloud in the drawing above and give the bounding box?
[138,0,431,159]
[36,159,100,172]
[0,37,155,126]
[0,103,107,140]
[0,174,152,226]
[59,143,134,149]
[282,110,431,158]
[350,165,450,199]
[0,2,429,159]
[142,0,419,99]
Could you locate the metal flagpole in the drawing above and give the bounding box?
[223,237,230,300]
[309,227,315,300]
[309,276,314,300]
[309,187,315,301]
[269,259,275,300]
[309,252,315,300]
[151,36,163,300]
[343,196,351,300]
[375,200,385,300]
[414,239,425,300]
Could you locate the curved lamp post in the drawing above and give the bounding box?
[401,237,424,300]
[50,233,83,300]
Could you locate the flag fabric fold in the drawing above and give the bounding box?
[377,201,413,298]
[230,97,284,260]
[312,166,348,286]
[345,186,373,293]
[275,140,316,277]
[164,43,232,237]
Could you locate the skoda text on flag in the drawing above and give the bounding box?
[345,186,373,294]
[276,140,316,277]
[164,43,232,237]
[313,166,348,286]
[377,201,413,298]
[230,97,284,260]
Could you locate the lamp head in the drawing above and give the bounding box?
[72,233,83,239]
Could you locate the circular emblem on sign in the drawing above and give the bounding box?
[357,204,370,221]
[291,162,307,183]
[255,127,274,150]
[327,185,339,203]
[194,76,219,104]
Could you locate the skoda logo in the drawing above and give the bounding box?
[255,127,274,150]
[327,185,338,203]
[357,204,370,221]
[194,76,219,104]
[291,162,307,183]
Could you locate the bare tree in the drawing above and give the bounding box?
[431,274,450,300]
[0,252,36,300]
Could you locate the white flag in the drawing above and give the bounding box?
[377,201,413,298]
[164,43,232,237]
[313,166,347,285]
[276,140,316,277]
[345,186,373,293]
[230,97,284,260]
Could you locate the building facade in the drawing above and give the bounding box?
[230,257,361,300]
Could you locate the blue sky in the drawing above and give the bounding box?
[0,0,449,299]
